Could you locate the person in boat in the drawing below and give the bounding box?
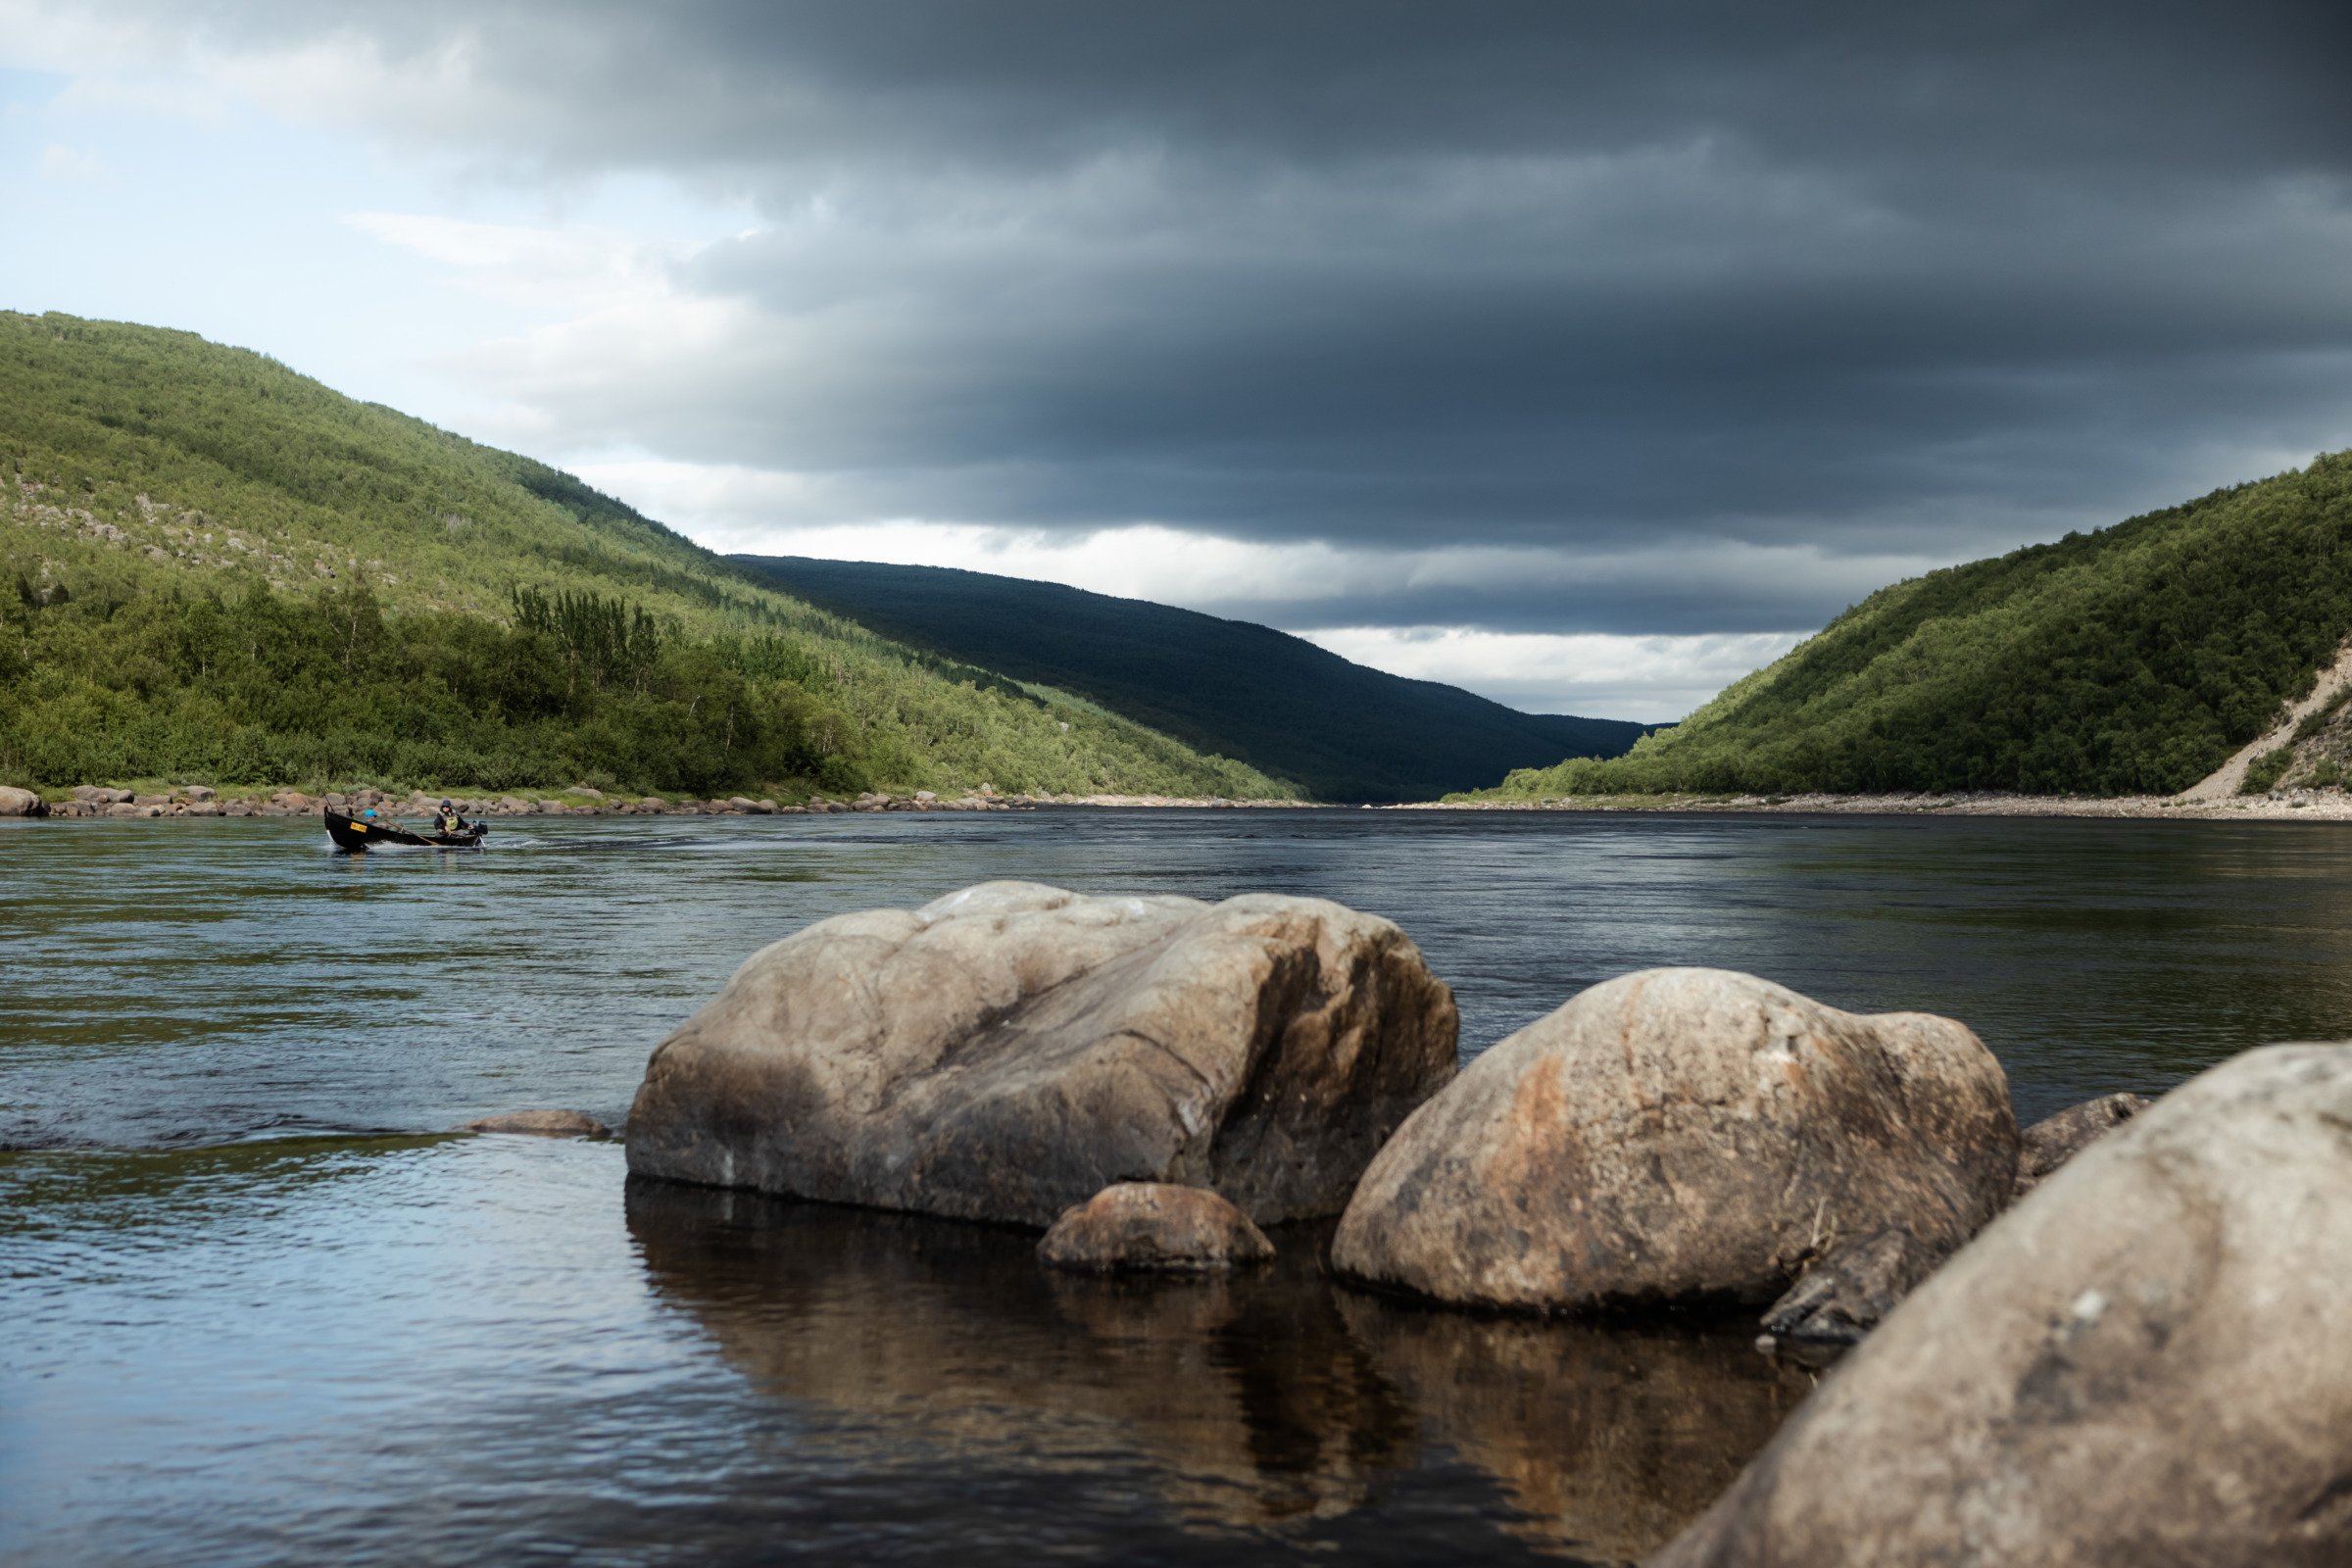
[435,800,466,835]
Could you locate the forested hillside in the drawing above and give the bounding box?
[0,313,1284,800]
[1466,452,2352,800]
[735,556,1655,802]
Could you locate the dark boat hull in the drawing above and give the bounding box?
[324,808,486,852]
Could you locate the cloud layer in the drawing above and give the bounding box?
[10,2,2352,713]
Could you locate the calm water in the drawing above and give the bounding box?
[8,808,2352,1564]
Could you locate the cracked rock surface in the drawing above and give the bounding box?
[1331,967,2016,1313]
[1654,1044,2352,1568]
[625,881,1457,1227]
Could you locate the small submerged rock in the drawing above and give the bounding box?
[464,1108,612,1139]
[1332,967,2017,1318]
[2013,1090,2154,1197]
[1755,1222,1948,1348]
[1038,1183,1275,1273]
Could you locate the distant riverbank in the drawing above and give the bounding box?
[1407,788,2352,821]
[12,782,1311,819]
[24,782,2352,821]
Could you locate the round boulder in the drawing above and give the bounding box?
[1654,1044,2352,1567]
[1038,1182,1275,1272]
[0,785,46,817]
[1331,968,2015,1313]
[626,881,1458,1227]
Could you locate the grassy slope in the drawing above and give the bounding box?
[1464,451,2352,800]
[735,555,1657,803]
[0,313,1287,799]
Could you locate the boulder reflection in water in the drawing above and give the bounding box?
[626,1176,1415,1530]
[626,1178,1813,1559]
[1338,1296,1814,1563]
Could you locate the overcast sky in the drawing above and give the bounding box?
[5,3,2350,718]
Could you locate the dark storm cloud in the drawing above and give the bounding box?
[125,1,2352,630]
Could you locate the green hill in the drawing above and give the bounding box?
[1464,451,2352,800]
[733,556,1657,803]
[0,313,1286,801]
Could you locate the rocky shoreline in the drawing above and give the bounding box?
[0,782,1308,819]
[575,878,2352,1565]
[1408,786,2352,820]
[16,779,2352,821]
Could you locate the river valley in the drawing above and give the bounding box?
[9,808,2352,1564]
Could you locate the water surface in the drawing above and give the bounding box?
[8,808,2352,1563]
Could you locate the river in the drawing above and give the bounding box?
[7,808,2352,1563]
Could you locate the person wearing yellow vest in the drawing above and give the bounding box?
[436,800,466,835]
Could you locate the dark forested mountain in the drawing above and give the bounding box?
[0,314,1285,801]
[1466,451,2352,800]
[732,556,1656,802]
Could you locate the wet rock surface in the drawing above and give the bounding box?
[626,882,1457,1227]
[1755,1223,1948,1347]
[1332,967,2016,1314]
[1038,1182,1276,1273]
[2012,1090,2154,1197]
[1653,1044,2352,1568]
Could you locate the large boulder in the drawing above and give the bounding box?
[1332,968,2015,1313]
[1038,1182,1275,1273]
[0,785,45,817]
[1653,1044,2352,1568]
[625,882,1458,1227]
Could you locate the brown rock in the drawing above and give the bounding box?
[1653,1044,2352,1568]
[1038,1183,1276,1272]
[0,785,45,817]
[1756,1222,1948,1347]
[73,785,132,804]
[1331,968,2016,1314]
[181,784,216,802]
[464,1108,612,1138]
[626,881,1458,1227]
[2013,1090,2153,1197]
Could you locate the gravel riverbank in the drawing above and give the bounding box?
[1401,788,2352,820]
